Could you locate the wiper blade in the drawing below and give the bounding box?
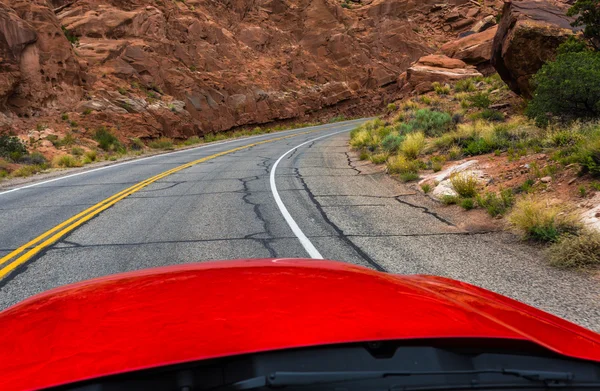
[220,369,576,390]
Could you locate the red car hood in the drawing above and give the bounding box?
[1,259,600,391]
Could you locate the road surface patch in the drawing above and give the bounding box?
[0,130,317,280]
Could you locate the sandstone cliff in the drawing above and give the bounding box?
[1,0,500,141]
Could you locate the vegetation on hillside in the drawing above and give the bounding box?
[350,72,600,268]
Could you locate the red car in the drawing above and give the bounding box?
[2,259,600,391]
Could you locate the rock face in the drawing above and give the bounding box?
[399,54,483,94]
[491,0,577,98]
[441,26,498,66]
[0,0,502,141]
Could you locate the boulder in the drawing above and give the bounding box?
[441,26,497,65]
[400,54,482,94]
[471,15,496,33]
[491,0,578,98]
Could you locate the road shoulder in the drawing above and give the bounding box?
[299,132,600,331]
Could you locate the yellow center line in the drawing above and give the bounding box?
[0,129,317,280]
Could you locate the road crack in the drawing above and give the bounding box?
[294,168,386,272]
[344,152,362,175]
[394,197,455,227]
[239,175,277,257]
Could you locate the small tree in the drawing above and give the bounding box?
[567,0,600,46]
[526,50,600,125]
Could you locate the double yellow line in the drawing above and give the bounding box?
[0,130,315,280]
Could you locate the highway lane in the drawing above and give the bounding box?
[1,118,600,332]
[0,119,370,307]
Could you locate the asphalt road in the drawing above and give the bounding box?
[1,119,600,331]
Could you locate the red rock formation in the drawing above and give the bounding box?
[399,54,482,94]
[491,0,577,98]
[0,0,502,141]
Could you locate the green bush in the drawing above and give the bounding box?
[454,78,476,92]
[61,26,79,45]
[386,155,420,175]
[53,154,81,168]
[507,196,580,242]
[468,92,491,109]
[460,198,475,210]
[149,137,174,150]
[477,109,505,122]
[400,132,425,159]
[399,172,419,182]
[130,137,145,150]
[0,135,27,161]
[526,51,600,125]
[575,137,600,175]
[450,172,478,198]
[94,127,124,152]
[409,109,452,137]
[548,230,600,268]
[476,189,514,217]
[369,153,388,164]
[381,133,404,152]
[567,0,600,44]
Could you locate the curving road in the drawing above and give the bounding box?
[1,119,600,331]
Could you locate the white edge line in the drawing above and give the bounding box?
[0,119,366,197]
[270,127,354,259]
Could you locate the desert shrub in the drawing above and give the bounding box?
[184,136,202,145]
[429,156,445,172]
[476,189,514,217]
[450,172,478,198]
[386,155,420,175]
[420,96,432,105]
[399,172,420,182]
[386,103,398,112]
[468,92,491,109]
[400,132,426,159]
[61,113,69,121]
[402,100,419,111]
[84,150,97,162]
[545,128,583,147]
[149,137,174,150]
[408,109,452,137]
[94,127,124,152]
[441,195,459,205]
[460,198,475,210]
[454,78,476,92]
[62,26,79,45]
[507,196,580,242]
[370,153,388,164]
[22,152,48,166]
[476,109,505,122]
[527,51,600,125]
[381,133,404,152]
[574,135,600,176]
[129,137,145,150]
[0,135,27,161]
[11,165,45,177]
[350,128,373,149]
[53,154,81,168]
[71,147,84,156]
[548,230,600,268]
[359,150,370,160]
[421,183,431,193]
[448,145,462,160]
[432,82,451,95]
